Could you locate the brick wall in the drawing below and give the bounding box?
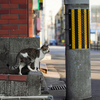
[28,0,33,37]
[0,0,33,37]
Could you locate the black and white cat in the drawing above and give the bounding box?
[10,44,50,75]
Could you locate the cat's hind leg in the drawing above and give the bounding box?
[19,63,25,75]
[27,63,37,72]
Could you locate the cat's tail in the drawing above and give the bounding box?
[12,54,21,70]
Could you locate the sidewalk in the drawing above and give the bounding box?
[40,55,66,100]
[41,63,66,100]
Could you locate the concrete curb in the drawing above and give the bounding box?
[40,54,51,73]
[42,54,51,60]
[40,63,48,74]
[43,65,61,86]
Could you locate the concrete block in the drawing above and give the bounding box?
[0,73,41,96]
[0,37,41,97]
[27,75,41,96]
[0,37,40,68]
[0,81,6,95]
[40,63,48,74]
[9,37,40,66]
[9,37,40,53]
[66,49,91,99]
[0,38,9,68]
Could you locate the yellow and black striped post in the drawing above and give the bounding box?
[69,9,90,49]
[65,2,91,98]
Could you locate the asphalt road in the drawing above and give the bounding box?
[49,46,66,82]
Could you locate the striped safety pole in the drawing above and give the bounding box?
[69,9,90,49]
[64,0,91,100]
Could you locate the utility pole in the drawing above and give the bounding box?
[64,0,91,100]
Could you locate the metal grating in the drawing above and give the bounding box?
[49,84,66,90]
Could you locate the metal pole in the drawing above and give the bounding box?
[64,0,91,100]
[0,95,53,100]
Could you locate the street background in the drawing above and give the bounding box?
[41,46,100,100]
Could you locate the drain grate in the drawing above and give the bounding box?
[49,84,66,90]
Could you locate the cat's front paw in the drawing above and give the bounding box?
[19,72,22,75]
[38,69,40,71]
[31,69,37,72]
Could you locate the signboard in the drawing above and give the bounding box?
[39,0,43,10]
[62,40,65,43]
[39,0,43,3]
[33,0,39,10]
[39,3,43,10]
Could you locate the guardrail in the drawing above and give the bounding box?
[0,95,54,100]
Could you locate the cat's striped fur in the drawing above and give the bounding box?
[10,44,50,75]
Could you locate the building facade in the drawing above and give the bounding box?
[90,5,100,43]
[55,3,65,45]
[90,0,100,44]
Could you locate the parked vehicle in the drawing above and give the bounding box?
[49,40,57,45]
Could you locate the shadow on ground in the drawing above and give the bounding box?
[84,79,100,100]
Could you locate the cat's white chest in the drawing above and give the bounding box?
[35,50,44,69]
[37,50,45,60]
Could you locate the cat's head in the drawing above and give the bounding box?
[41,44,50,54]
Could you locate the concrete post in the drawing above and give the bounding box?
[64,0,91,100]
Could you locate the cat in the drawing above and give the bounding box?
[9,44,50,75]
